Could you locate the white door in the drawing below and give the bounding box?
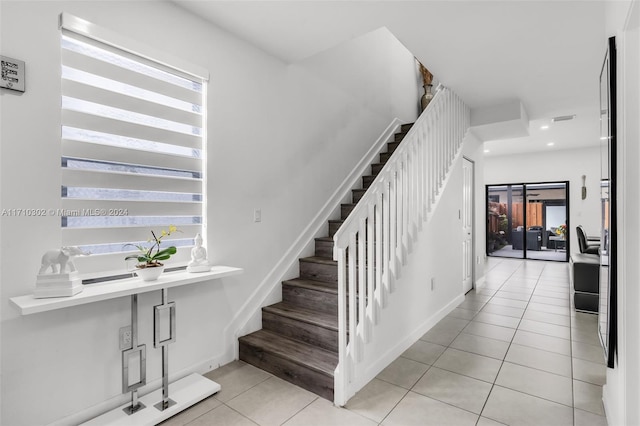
[462,158,474,293]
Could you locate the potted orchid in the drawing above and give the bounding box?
[125,225,180,281]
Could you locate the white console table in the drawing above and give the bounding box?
[10,266,243,425]
[10,266,242,315]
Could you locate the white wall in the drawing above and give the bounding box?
[484,146,601,257]
[603,1,640,425]
[0,2,419,424]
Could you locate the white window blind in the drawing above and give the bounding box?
[59,16,207,278]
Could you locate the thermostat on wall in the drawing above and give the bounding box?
[1,56,25,92]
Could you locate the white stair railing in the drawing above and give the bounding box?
[332,85,469,406]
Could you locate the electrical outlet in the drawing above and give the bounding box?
[254,209,261,223]
[120,326,132,350]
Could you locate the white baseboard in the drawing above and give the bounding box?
[344,293,465,402]
[475,276,486,291]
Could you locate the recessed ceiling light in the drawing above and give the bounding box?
[484,149,490,153]
[540,125,549,130]
[547,142,555,146]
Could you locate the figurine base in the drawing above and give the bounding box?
[35,272,83,298]
[186,264,211,273]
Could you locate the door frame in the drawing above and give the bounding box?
[462,157,475,293]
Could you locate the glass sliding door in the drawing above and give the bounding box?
[525,182,569,262]
[487,184,524,259]
[487,182,569,262]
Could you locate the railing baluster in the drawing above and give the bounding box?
[447,92,454,164]
[411,146,416,232]
[438,100,449,182]
[422,124,427,218]
[397,161,405,266]
[375,192,383,314]
[383,179,391,295]
[435,108,440,190]
[416,140,422,225]
[410,145,417,237]
[447,92,452,164]
[348,233,357,381]
[367,203,375,328]
[357,218,367,351]
[457,96,462,150]
[336,247,347,406]
[399,160,405,261]
[430,113,436,209]
[438,104,442,186]
[389,168,398,290]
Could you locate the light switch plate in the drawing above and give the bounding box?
[1,56,25,92]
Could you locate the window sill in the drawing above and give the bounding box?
[10,266,243,315]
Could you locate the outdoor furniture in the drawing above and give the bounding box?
[548,236,566,251]
[512,229,542,251]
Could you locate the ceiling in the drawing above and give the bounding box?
[173,1,607,156]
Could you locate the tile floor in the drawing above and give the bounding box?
[161,258,608,426]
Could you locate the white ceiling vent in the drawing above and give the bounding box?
[552,114,576,122]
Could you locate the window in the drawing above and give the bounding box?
[59,14,208,278]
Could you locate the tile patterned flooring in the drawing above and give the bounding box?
[162,258,608,426]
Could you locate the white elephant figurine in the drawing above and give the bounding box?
[39,246,89,275]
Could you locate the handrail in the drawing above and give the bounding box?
[332,85,469,406]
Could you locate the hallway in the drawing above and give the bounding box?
[163,258,607,426]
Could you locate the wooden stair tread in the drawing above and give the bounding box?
[300,256,337,266]
[264,302,337,330]
[315,236,334,243]
[283,278,338,294]
[239,329,338,376]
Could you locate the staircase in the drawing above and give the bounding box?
[238,123,414,400]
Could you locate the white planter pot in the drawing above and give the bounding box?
[135,265,165,281]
